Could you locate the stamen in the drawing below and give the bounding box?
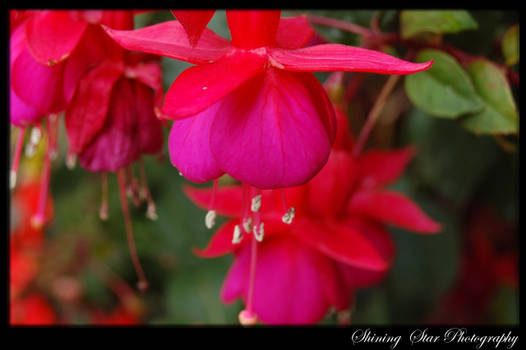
[126,165,141,207]
[282,207,295,225]
[99,172,109,221]
[205,210,216,229]
[138,158,158,221]
[30,128,51,230]
[242,216,253,233]
[279,189,295,224]
[48,113,59,160]
[117,168,149,293]
[205,178,219,229]
[66,152,77,170]
[251,194,262,213]
[10,127,26,190]
[253,222,264,242]
[232,224,243,244]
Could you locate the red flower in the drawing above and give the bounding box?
[10,294,57,325]
[185,107,441,324]
[105,10,432,190]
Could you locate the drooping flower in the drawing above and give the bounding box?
[9,10,140,231]
[184,105,441,324]
[62,12,166,292]
[105,10,433,192]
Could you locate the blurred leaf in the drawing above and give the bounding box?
[405,49,484,118]
[402,108,500,209]
[400,10,478,39]
[461,59,519,134]
[385,175,460,323]
[501,24,519,66]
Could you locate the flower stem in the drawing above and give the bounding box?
[352,67,405,158]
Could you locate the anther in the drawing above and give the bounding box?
[232,224,243,244]
[205,210,216,229]
[30,127,42,145]
[66,153,77,170]
[10,170,17,191]
[253,222,264,242]
[282,207,296,224]
[146,202,158,221]
[242,216,253,233]
[251,194,262,213]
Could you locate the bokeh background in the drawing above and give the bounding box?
[9,10,518,325]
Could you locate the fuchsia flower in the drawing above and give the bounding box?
[105,10,433,190]
[9,10,142,228]
[184,106,442,325]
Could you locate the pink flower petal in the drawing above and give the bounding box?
[11,47,66,114]
[357,147,415,189]
[171,10,215,47]
[305,150,359,218]
[168,102,224,183]
[162,50,267,118]
[270,44,433,74]
[65,60,124,155]
[234,236,331,324]
[292,218,392,271]
[133,80,164,155]
[226,10,281,49]
[210,68,335,189]
[184,185,243,217]
[25,10,88,66]
[103,20,231,65]
[347,190,442,233]
[275,15,315,49]
[10,86,42,127]
[336,217,395,288]
[78,78,140,172]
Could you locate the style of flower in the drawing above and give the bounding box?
[184,105,441,324]
[105,10,433,193]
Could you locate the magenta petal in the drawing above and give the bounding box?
[168,102,224,183]
[270,44,433,74]
[10,86,42,127]
[275,15,315,49]
[210,68,335,189]
[162,50,267,119]
[228,237,330,324]
[171,10,215,47]
[11,47,65,114]
[103,20,231,65]
[25,10,88,66]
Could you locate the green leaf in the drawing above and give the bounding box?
[402,108,500,209]
[405,49,484,118]
[461,59,519,134]
[401,10,478,39]
[502,24,519,66]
